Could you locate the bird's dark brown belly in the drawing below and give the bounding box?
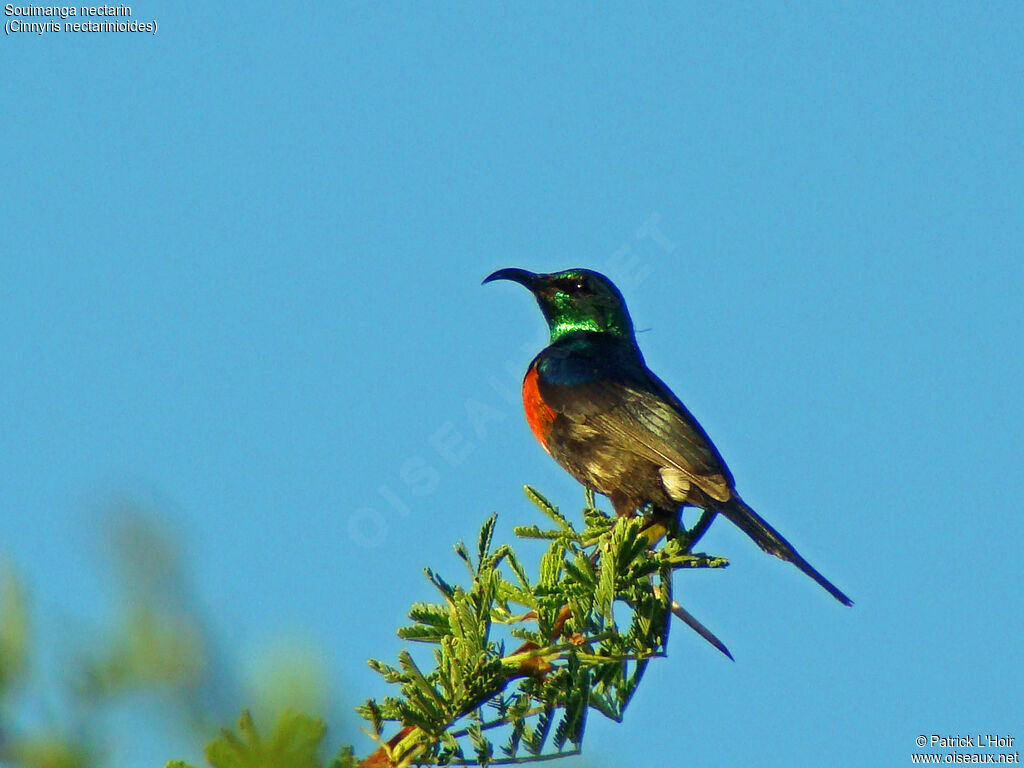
[545,416,679,515]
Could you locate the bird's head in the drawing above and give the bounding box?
[483,268,635,343]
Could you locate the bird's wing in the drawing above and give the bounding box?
[536,349,734,503]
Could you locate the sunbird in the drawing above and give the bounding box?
[484,267,851,607]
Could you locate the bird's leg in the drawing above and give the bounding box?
[604,493,666,546]
[639,504,682,547]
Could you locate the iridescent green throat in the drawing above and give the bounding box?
[542,291,635,344]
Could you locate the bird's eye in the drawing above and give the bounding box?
[556,276,588,295]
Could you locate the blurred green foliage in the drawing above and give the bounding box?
[166,709,356,768]
[0,508,351,768]
[0,563,29,698]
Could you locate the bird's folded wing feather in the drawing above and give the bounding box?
[536,351,734,502]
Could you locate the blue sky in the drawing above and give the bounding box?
[2,3,1022,766]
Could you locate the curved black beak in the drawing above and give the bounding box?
[482,267,539,289]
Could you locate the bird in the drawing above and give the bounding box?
[483,267,852,607]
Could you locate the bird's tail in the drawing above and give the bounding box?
[720,495,853,606]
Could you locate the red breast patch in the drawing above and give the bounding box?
[522,364,556,454]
